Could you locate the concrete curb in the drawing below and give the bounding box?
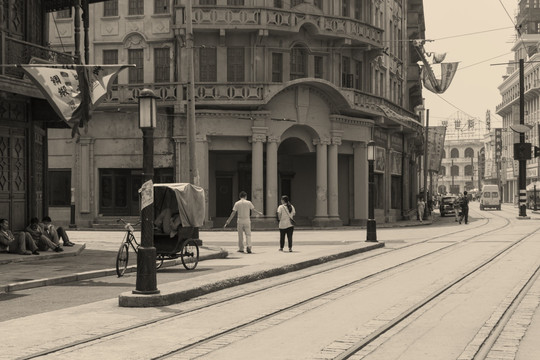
[0,244,86,265]
[118,242,385,307]
[0,247,228,293]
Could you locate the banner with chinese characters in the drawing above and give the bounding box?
[495,128,502,163]
[427,126,446,172]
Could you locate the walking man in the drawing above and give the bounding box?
[460,191,470,224]
[223,191,263,253]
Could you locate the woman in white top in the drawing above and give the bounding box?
[277,195,296,252]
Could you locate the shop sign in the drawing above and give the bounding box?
[374,147,386,173]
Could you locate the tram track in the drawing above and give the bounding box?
[21,209,514,360]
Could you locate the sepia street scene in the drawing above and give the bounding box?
[2,0,540,359]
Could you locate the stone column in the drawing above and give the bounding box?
[312,138,329,226]
[251,128,266,213]
[266,136,279,216]
[327,135,342,226]
[196,135,212,227]
[352,142,368,225]
[172,136,188,182]
[78,137,95,215]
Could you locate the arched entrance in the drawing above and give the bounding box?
[277,135,316,225]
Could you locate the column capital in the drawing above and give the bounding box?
[172,136,187,144]
[313,138,331,146]
[196,135,210,143]
[268,136,281,144]
[331,137,342,146]
[250,133,267,143]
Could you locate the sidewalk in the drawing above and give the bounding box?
[0,216,434,294]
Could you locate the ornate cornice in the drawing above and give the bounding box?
[330,115,374,127]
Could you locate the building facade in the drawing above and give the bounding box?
[47,0,426,228]
[496,0,540,204]
[0,0,81,231]
[437,115,486,196]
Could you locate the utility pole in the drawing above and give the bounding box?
[451,159,455,192]
[186,0,198,185]
[423,109,429,219]
[519,58,527,217]
[470,155,474,191]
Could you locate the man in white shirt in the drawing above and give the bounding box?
[223,191,263,253]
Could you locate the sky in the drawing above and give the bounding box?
[422,0,519,128]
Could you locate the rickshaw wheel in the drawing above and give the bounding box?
[116,241,129,277]
[181,239,199,270]
[156,255,164,269]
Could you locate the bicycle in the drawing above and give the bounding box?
[116,218,199,277]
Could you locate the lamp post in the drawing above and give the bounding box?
[366,140,377,242]
[134,89,159,295]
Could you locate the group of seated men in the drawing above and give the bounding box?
[0,216,75,256]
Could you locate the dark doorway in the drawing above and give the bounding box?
[216,176,233,217]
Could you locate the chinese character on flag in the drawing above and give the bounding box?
[20,64,132,137]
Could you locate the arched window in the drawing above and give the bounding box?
[440,166,446,176]
[451,165,459,176]
[290,45,307,80]
[465,148,474,158]
[465,165,473,176]
[441,149,446,158]
[451,148,459,158]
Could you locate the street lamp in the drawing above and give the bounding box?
[366,140,377,242]
[134,89,159,295]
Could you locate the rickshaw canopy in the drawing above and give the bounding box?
[153,183,206,228]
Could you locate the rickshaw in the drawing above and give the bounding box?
[115,183,205,277]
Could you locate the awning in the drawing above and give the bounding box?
[377,105,423,132]
[44,0,107,12]
[526,181,540,191]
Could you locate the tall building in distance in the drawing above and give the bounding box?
[47,0,427,228]
[496,0,540,203]
[437,113,487,196]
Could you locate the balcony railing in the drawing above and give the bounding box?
[102,83,182,104]
[0,31,75,79]
[176,6,383,48]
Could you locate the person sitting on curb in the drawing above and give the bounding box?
[25,217,63,252]
[40,216,75,247]
[0,218,39,255]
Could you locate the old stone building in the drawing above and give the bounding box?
[47,0,426,228]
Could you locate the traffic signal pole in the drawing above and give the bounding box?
[519,58,527,217]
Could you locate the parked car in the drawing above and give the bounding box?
[439,196,457,217]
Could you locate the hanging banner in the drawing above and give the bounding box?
[422,62,460,94]
[495,128,503,163]
[427,126,447,172]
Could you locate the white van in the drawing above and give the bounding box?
[480,185,501,210]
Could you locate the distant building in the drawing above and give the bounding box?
[496,0,540,203]
[437,115,486,195]
[47,0,427,228]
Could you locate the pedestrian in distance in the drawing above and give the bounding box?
[460,191,470,225]
[277,195,296,252]
[223,191,263,254]
[453,195,461,222]
[0,218,39,255]
[40,216,76,247]
[417,197,425,223]
[25,217,63,252]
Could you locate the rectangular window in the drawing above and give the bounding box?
[103,50,118,84]
[56,8,71,19]
[154,0,169,14]
[314,56,323,79]
[227,0,244,4]
[128,49,144,84]
[354,0,362,20]
[291,0,303,6]
[49,170,71,206]
[379,72,384,96]
[342,0,350,17]
[274,0,283,7]
[272,53,283,82]
[128,0,144,15]
[391,176,402,209]
[341,56,350,87]
[154,48,170,83]
[354,60,362,90]
[103,0,118,16]
[199,47,217,82]
[227,48,245,82]
[313,0,322,9]
[374,174,384,209]
[200,0,216,4]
